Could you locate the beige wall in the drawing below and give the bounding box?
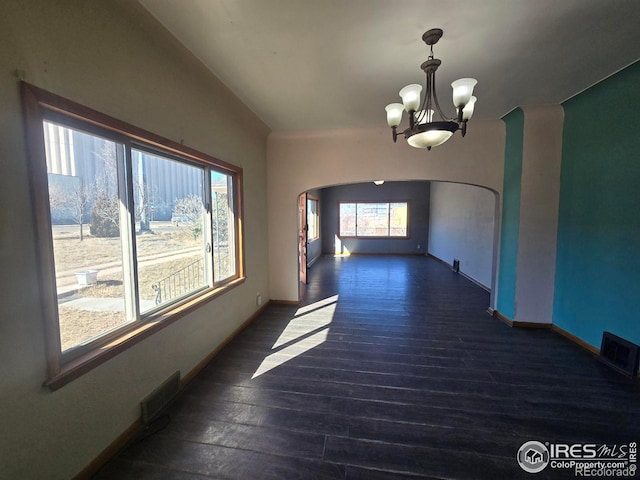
[428,182,497,289]
[267,121,506,302]
[514,105,564,323]
[0,1,269,479]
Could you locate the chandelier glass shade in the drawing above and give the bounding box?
[385,29,477,150]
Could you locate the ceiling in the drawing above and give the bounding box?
[139,0,640,132]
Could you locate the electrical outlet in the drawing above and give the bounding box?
[256,293,262,307]
[417,244,421,250]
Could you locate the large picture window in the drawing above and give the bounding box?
[339,201,408,237]
[23,83,244,388]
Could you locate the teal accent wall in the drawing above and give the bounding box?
[554,61,640,348]
[497,108,524,319]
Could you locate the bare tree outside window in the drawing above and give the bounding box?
[48,175,92,241]
[132,151,160,233]
[172,194,204,237]
[90,142,121,237]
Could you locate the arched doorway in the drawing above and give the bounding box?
[296,180,500,309]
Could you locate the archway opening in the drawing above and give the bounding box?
[297,180,500,309]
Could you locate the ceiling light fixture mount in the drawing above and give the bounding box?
[385,28,477,150]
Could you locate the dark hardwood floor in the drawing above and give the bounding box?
[94,255,640,479]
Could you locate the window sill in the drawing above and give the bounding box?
[44,276,246,391]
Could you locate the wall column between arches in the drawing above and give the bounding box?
[497,105,564,324]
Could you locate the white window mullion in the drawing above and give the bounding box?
[226,174,236,276]
[355,203,359,236]
[118,143,140,322]
[204,169,214,286]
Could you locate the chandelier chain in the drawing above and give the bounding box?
[430,70,450,122]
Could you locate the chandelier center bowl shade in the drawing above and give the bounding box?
[385,28,477,150]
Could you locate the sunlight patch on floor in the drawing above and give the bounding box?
[334,235,350,256]
[294,294,339,317]
[251,295,338,379]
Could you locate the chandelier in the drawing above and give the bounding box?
[385,28,477,150]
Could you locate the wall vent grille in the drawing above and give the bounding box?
[599,332,639,377]
[140,371,181,424]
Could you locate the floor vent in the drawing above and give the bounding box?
[140,371,181,424]
[599,332,639,377]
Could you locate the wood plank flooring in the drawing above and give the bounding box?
[94,255,640,479]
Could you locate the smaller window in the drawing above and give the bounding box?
[307,196,319,241]
[339,201,409,238]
